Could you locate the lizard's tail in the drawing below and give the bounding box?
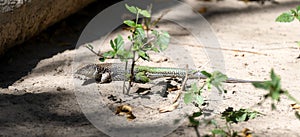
[193,71,265,83]
[225,78,266,83]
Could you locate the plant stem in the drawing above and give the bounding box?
[123,61,129,94]
[135,12,139,25]
[225,122,232,136]
[193,126,201,137]
[127,51,136,95]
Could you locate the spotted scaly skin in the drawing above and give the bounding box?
[75,63,263,83]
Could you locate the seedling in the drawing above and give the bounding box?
[252,69,300,110]
[276,6,300,23]
[208,107,260,137]
[276,5,300,58]
[87,4,170,94]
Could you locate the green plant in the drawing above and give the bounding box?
[87,4,170,93]
[252,69,300,110]
[183,71,228,107]
[101,4,170,62]
[276,5,300,56]
[276,6,300,22]
[252,69,300,122]
[180,71,228,136]
[208,108,260,137]
[182,71,262,137]
[221,107,260,124]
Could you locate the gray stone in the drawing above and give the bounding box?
[0,0,95,55]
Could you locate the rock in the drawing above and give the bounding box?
[0,0,95,55]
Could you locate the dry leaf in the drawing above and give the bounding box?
[291,103,300,112]
[198,7,207,14]
[238,128,252,137]
[159,102,179,113]
[116,105,136,121]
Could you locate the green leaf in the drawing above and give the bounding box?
[188,116,200,126]
[296,6,300,12]
[151,47,159,52]
[194,95,204,105]
[211,129,227,135]
[158,31,170,51]
[236,113,247,122]
[110,35,124,52]
[211,71,228,87]
[140,10,151,18]
[117,50,133,61]
[136,7,142,13]
[125,4,137,14]
[152,30,170,52]
[192,112,202,117]
[138,51,150,61]
[114,35,124,51]
[276,12,295,22]
[102,51,115,58]
[297,14,300,21]
[271,103,276,110]
[110,40,115,50]
[271,90,280,101]
[124,20,136,27]
[190,83,199,93]
[270,69,276,81]
[135,28,146,39]
[252,81,270,90]
[252,69,287,109]
[184,92,193,104]
[200,71,212,78]
[209,119,218,127]
[221,107,260,124]
[249,112,257,119]
[291,9,297,15]
[99,57,105,62]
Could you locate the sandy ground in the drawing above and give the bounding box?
[1,0,300,137]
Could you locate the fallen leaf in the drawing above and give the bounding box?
[198,7,207,14]
[291,103,300,112]
[116,105,136,121]
[238,128,252,137]
[159,102,179,113]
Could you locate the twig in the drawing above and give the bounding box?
[173,64,189,103]
[85,45,102,57]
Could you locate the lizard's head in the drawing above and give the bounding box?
[75,64,112,83]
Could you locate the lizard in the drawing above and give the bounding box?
[74,63,264,84]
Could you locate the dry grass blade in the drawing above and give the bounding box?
[158,102,179,113]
